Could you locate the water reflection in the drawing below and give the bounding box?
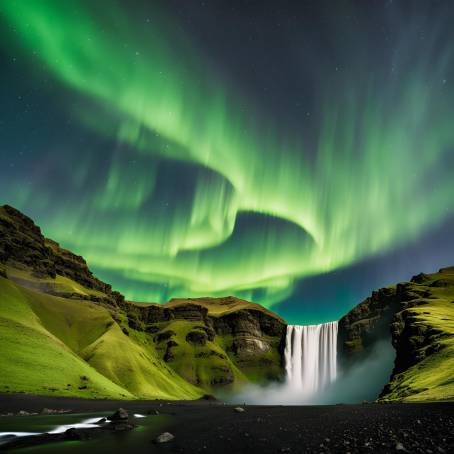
[0,414,109,443]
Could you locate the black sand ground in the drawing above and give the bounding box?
[0,394,453,453]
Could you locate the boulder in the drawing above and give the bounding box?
[107,408,129,421]
[154,432,175,443]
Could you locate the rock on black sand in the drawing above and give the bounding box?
[154,432,175,443]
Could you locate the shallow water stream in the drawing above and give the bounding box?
[0,412,169,452]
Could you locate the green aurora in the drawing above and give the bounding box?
[1,0,454,308]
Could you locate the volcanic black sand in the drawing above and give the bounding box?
[0,394,453,453]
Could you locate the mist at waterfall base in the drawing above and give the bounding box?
[229,324,395,405]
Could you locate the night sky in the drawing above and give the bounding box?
[1,0,453,324]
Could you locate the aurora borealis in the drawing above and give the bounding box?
[1,0,453,322]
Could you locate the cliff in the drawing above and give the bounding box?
[0,205,117,298]
[0,205,286,399]
[338,286,399,367]
[121,297,286,389]
[338,267,454,402]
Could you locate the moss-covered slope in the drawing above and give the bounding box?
[0,275,203,399]
[339,267,454,402]
[0,205,286,399]
[382,267,454,401]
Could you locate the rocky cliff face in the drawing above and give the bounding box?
[0,205,286,395]
[338,267,454,402]
[119,297,286,389]
[338,286,399,368]
[0,205,120,300]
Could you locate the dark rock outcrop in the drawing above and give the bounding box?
[108,408,129,421]
[338,286,399,368]
[154,330,176,343]
[0,205,122,303]
[124,299,287,388]
[186,330,208,346]
[163,340,178,362]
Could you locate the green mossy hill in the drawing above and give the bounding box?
[0,275,202,399]
[339,267,454,402]
[0,205,286,398]
[121,297,286,390]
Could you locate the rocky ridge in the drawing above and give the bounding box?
[0,205,122,302]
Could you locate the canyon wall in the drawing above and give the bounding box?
[338,267,454,401]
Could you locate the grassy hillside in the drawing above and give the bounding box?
[0,274,202,400]
[152,319,249,389]
[0,204,288,399]
[0,271,285,398]
[380,267,454,402]
[6,267,107,300]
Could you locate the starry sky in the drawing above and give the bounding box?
[1,0,453,324]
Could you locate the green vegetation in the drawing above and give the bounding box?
[151,297,286,388]
[6,267,107,299]
[380,267,454,402]
[0,275,203,400]
[0,204,282,399]
[152,320,248,391]
[0,269,285,399]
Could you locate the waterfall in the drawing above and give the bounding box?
[284,322,338,394]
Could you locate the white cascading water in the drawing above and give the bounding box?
[284,322,338,394]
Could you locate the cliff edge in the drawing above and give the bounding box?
[339,267,454,402]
